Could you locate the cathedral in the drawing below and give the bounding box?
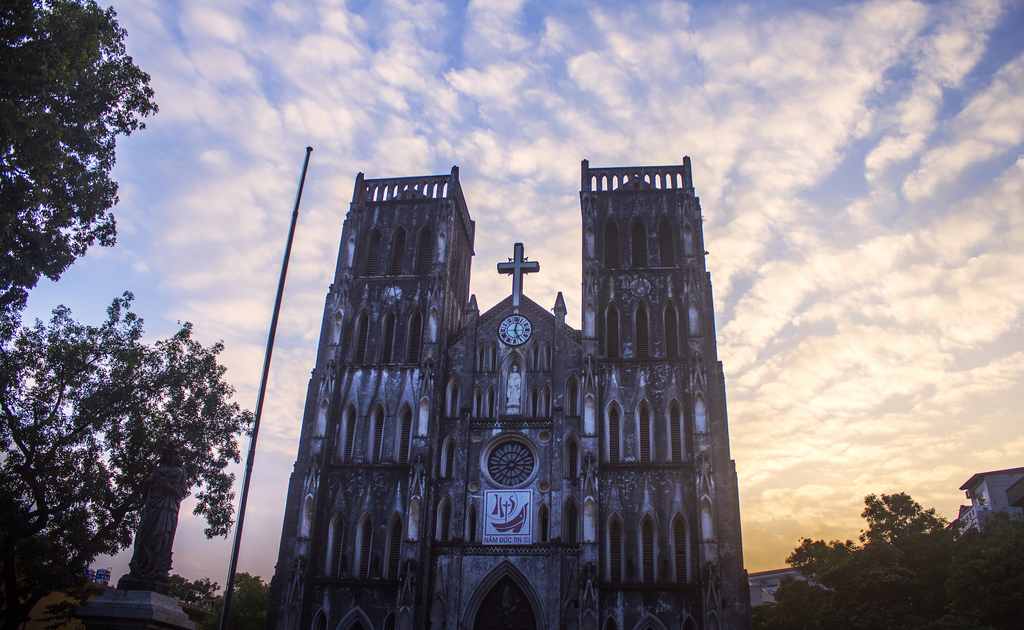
[266,159,751,630]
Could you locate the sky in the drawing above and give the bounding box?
[24,0,1024,585]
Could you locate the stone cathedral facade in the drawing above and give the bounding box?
[267,159,751,630]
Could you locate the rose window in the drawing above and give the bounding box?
[487,442,535,487]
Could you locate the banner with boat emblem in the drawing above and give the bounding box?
[483,490,532,544]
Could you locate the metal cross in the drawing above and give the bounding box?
[497,243,540,312]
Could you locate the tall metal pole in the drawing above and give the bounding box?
[220,147,312,630]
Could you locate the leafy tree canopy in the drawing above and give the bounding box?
[0,0,157,314]
[203,573,268,630]
[0,294,252,630]
[754,493,1024,630]
[169,574,220,608]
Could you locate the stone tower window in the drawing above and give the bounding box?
[664,303,679,359]
[641,516,655,583]
[564,498,579,544]
[357,515,373,579]
[370,407,385,464]
[658,217,674,267]
[437,498,452,541]
[397,407,412,464]
[609,517,623,583]
[354,312,369,363]
[605,304,620,359]
[544,342,552,370]
[603,618,618,630]
[441,437,455,478]
[538,504,549,542]
[340,406,357,462]
[669,403,683,463]
[327,515,344,578]
[638,403,652,463]
[631,219,647,268]
[486,387,496,417]
[313,611,326,630]
[415,226,433,275]
[385,516,402,579]
[406,310,423,363]
[383,614,395,630]
[388,228,406,275]
[380,312,396,363]
[607,404,621,462]
[489,342,498,372]
[635,303,650,358]
[446,380,459,417]
[467,503,477,543]
[542,386,551,416]
[673,515,689,583]
[530,388,539,417]
[365,228,381,276]
[567,377,580,417]
[566,436,580,478]
[603,219,619,268]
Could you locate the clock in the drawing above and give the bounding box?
[498,315,532,346]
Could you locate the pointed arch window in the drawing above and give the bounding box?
[441,437,455,479]
[567,377,580,417]
[486,387,495,418]
[340,406,357,462]
[606,304,620,359]
[365,229,381,276]
[380,311,396,363]
[673,516,689,583]
[631,219,647,268]
[609,518,623,583]
[603,219,619,268]
[538,504,549,542]
[406,310,423,363]
[638,404,652,463]
[313,612,326,630]
[370,408,385,464]
[641,517,655,583]
[664,302,680,359]
[544,342,552,370]
[531,342,539,370]
[489,342,498,372]
[467,503,477,543]
[446,380,460,417]
[476,344,485,371]
[603,620,618,630]
[415,226,433,275]
[438,499,452,541]
[383,615,395,630]
[397,407,412,464]
[542,386,551,416]
[328,516,344,578]
[670,403,683,463]
[473,388,482,417]
[385,517,403,579]
[354,312,369,363]
[564,498,579,544]
[566,436,580,479]
[358,516,373,579]
[635,304,650,358]
[388,228,406,275]
[658,216,675,267]
[530,388,539,417]
[607,405,621,462]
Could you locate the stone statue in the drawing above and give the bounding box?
[506,365,522,413]
[119,445,189,593]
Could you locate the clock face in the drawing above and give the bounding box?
[498,315,532,346]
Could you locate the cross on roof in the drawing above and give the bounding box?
[497,242,540,312]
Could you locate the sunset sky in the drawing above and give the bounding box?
[24,0,1024,584]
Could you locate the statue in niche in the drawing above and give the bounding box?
[118,444,189,593]
[506,365,522,413]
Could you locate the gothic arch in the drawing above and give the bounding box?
[428,308,439,343]
[565,433,581,478]
[466,502,478,543]
[630,218,647,268]
[355,513,373,579]
[537,503,549,542]
[384,512,403,580]
[436,495,453,541]
[607,513,624,583]
[672,513,691,583]
[668,400,684,463]
[564,496,580,544]
[636,400,653,463]
[299,494,313,538]
[663,301,680,359]
[353,310,369,363]
[566,375,581,417]
[314,400,328,438]
[380,310,396,363]
[694,394,708,434]
[338,405,357,462]
[326,513,345,578]
[463,560,545,630]
[406,309,423,363]
[364,228,381,276]
[682,617,699,630]
[446,379,460,417]
[337,608,373,630]
[631,613,669,630]
[605,303,620,359]
[388,227,406,275]
[583,497,597,542]
[701,498,715,542]
[312,610,326,630]
[605,401,622,463]
[440,435,456,479]
[634,302,650,358]
[584,393,596,435]
[395,404,413,464]
[688,301,700,336]
[603,619,618,630]
[639,513,657,583]
[369,405,386,464]
[415,225,433,276]
[657,216,675,267]
[603,218,620,268]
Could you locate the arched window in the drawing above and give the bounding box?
[665,303,679,359]
[415,226,433,275]
[447,380,460,417]
[354,312,369,363]
[313,611,326,630]
[407,310,423,363]
[530,388,539,417]
[538,504,549,543]
[327,515,344,578]
[603,619,618,630]
[370,407,385,464]
[635,303,649,358]
[609,517,623,583]
[385,516,403,579]
[437,498,452,541]
[476,344,485,371]
[340,406,357,462]
[670,403,683,463]
[658,216,675,267]
[631,219,647,268]
[567,377,580,417]
[607,405,621,462]
[397,407,412,464]
[365,229,381,276]
[383,615,395,630]
[489,342,498,372]
[486,387,495,418]
[641,517,655,583]
[566,436,580,478]
[603,219,619,268]
[388,227,406,275]
[606,304,620,359]
[542,386,551,416]
[638,403,652,463]
[544,342,552,370]
[357,515,373,579]
[564,498,579,544]
[673,515,689,583]
[473,388,482,417]
[467,503,477,543]
[531,342,539,370]
[441,436,455,479]
[380,311,396,363]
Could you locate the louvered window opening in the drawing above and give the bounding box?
[565,501,578,544]
[631,220,647,268]
[344,410,356,461]
[665,304,679,359]
[371,411,384,464]
[381,313,395,363]
[443,441,454,479]
[314,613,326,630]
[359,522,372,578]
[609,407,620,462]
[354,314,369,363]
[604,220,619,268]
[387,520,402,579]
[330,520,344,578]
[568,380,579,416]
[398,410,412,464]
[610,521,622,583]
[642,520,655,583]
[365,230,381,276]
[606,307,619,359]
[388,229,406,275]
[440,502,452,541]
[415,229,432,275]
[670,406,683,463]
[567,440,579,478]
[674,520,687,582]
[639,406,651,463]
[407,312,423,363]
[636,306,649,358]
[659,217,675,267]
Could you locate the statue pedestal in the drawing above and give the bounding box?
[77,589,195,630]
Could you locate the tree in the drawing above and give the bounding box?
[204,573,268,630]
[0,294,252,630]
[169,574,219,608]
[0,0,157,314]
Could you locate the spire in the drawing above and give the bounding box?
[468,294,478,313]
[554,292,566,315]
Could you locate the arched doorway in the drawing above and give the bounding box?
[473,576,537,630]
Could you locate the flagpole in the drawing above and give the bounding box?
[220,146,312,630]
